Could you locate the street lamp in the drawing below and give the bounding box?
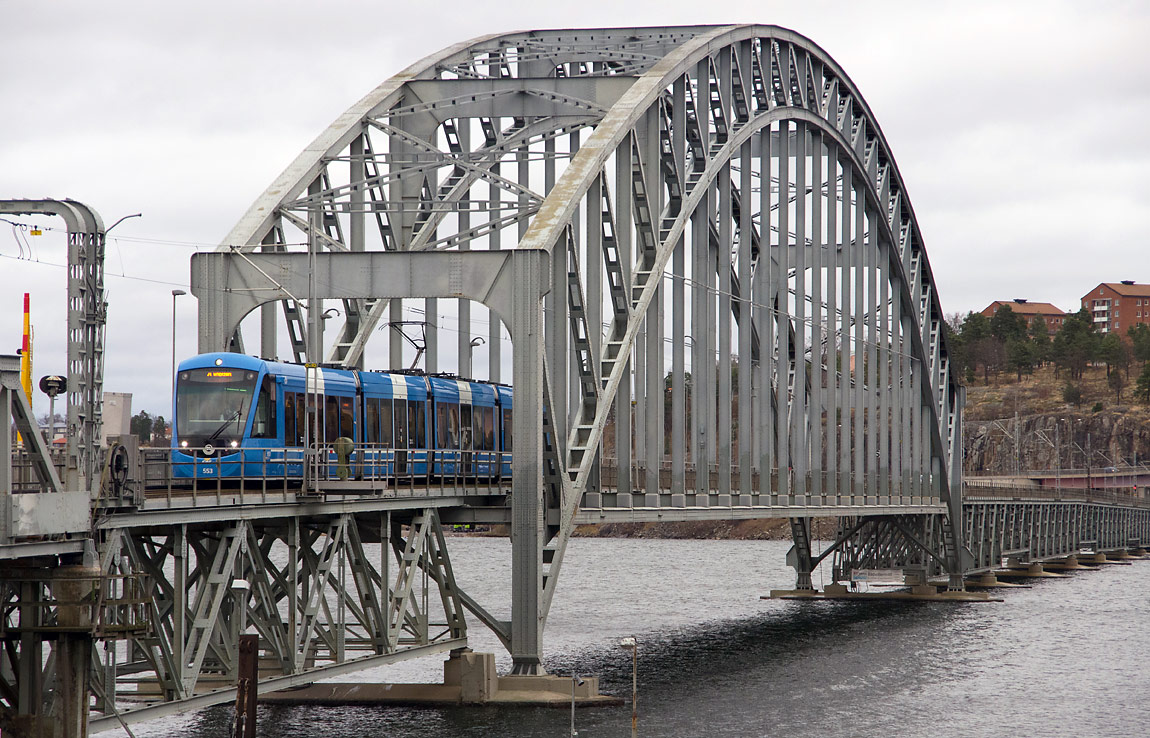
[570,673,585,737]
[105,212,142,234]
[171,290,186,424]
[619,637,637,738]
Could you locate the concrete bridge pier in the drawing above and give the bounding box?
[964,572,1030,589]
[1044,555,1091,571]
[1084,549,1134,564]
[994,561,1067,579]
[786,519,816,591]
[51,564,98,738]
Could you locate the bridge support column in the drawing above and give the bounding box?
[52,564,97,738]
[787,518,816,591]
[509,253,547,675]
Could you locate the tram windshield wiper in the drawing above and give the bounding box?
[206,402,245,444]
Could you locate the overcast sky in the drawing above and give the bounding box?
[2,1,1148,417]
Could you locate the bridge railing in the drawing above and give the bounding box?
[131,444,511,508]
[964,482,1150,509]
[968,464,1150,485]
[8,446,67,493]
[594,458,941,507]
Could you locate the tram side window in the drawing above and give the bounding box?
[460,404,473,451]
[325,395,340,442]
[409,400,426,449]
[393,399,408,450]
[477,406,494,451]
[340,398,354,441]
[437,403,458,449]
[283,392,297,446]
[365,398,379,445]
[503,408,512,452]
[381,399,393,447]
[292,393,310,446]
[251,376,277,439]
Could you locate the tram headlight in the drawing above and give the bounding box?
[230,441,239,448]
[180,441,188,448]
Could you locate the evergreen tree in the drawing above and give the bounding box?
[959,312,997,384]
[1051,308,1098,380]
[960,312,991,345]
[1007,339,1035,382]
[1029,315,1051,365]
[1098,333,1124,376]
[1128,323,1150,364]
[990,304,1028,345]
[1136,362,1150,404]
[130,411,154,444]
[974,336,1005,384]
[1109,369,1128,404]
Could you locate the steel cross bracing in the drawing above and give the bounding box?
[195,26,964,673]
[83,508,468,729]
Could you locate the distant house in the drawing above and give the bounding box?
[979,299,1067,330]
[1080,281,1150,335]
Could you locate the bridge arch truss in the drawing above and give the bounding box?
[199,25,964,671]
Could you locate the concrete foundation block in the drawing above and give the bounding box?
[498,673,600,699]
[444,650,497,704]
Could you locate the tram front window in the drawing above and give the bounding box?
[176,367,258,449]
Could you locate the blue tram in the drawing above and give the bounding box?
[171,352,513,482]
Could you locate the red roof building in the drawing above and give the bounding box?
[979,299,1068,329]
[1081,281,1150,334]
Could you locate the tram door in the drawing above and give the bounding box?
[394,398,408,477]
[461,404,473,476]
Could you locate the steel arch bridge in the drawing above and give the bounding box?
[193,24,964,674]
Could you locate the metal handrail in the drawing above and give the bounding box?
[134,444,512,506]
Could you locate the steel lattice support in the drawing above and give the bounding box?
[195,25,965,671]
[87,508,469,728]
[0,199,106,493]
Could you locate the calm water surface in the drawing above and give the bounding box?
[126,538,1150,737]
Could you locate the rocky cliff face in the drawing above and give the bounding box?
[964,411,1150,475]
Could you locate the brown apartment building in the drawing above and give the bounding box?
[1081,281,1150,335]
[979,298,1067,329]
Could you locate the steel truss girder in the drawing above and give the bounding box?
[535,70,963,609]
[275,116,595,368]
[201,24,965,672]
[830,514,952,581]
[101,508,470,725]
[961,494,1150,572]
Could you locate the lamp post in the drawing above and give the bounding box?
[570,673,585,737]
[171,290,186,422]
[619,637,637,738]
